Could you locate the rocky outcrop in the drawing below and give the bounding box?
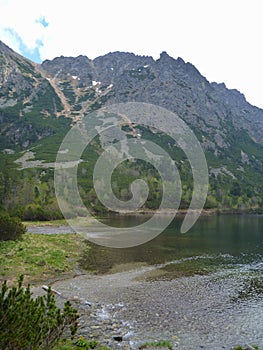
[41,48,263,149]
[0,40,263,184]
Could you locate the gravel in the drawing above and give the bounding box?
[32,266,263,350]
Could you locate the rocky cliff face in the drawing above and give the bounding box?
[0,41,60,111]
[0,42,263,209]
[0,41,65,149]
[0,41,263,192]
[41,49,263,150]
[1,40,263,149]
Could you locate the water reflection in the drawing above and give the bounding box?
[79,214,263,274]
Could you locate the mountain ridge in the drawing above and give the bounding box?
[40,46,263,147]
[0,40,262,215]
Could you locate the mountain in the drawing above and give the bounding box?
[0,40,262,217]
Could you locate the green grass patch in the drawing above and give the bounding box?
[23,219,68,226]
[54,337,110,350]
[139,340,173,349]
[0,233,85,285]
[234,346,261,350]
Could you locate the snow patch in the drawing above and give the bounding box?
[92,80,101,86]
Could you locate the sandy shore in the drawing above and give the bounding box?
[31,263,263,350]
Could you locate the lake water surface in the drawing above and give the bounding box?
[79,214,263,348]
[80,214,263,275]
[29,214,263,348]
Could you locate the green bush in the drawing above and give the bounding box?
[23,204,64,221]
[0,275,79,350]
[0,212,26,241]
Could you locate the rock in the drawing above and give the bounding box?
[113,335,123,342]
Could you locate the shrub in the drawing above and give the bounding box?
[23,204,64,221]
[0,212,26,241]
[0,275,79,350]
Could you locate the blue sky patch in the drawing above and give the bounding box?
[36,16,49,28]
[3,27,42,63]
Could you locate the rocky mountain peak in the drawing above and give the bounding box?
[0,40,263,150]
[0,40,263,213]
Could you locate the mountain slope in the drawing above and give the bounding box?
[0,41,69,150]
[42,50,263,147]
[0,41,262,216]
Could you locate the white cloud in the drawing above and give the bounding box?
[0,0,47,55]
[0,0,263,108]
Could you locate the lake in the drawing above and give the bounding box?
[29,213,263,348]
[80,214,263,276]
[78,213,263,348]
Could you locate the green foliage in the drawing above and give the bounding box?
[74,337,99,348]
[54,337,110,350]
[0,275,78,350]
[0,233,84,282]
[1,120,263,217]
[0,212,26,241]
[23,203,63,221]
[139,340,173,349]
[234,346,261,350]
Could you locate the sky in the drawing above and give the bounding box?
[0,0,263,108]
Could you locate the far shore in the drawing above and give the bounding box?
[23,207,262,227]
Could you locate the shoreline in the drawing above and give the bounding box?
[31,262,263,350]
[23,207,263,228]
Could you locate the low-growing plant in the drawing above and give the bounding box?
[0,275,79,350]
[54,337,110,349]
[139,340,173,349]
[0,212,26,241]
[234,346,261,350]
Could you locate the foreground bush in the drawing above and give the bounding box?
[0,212,26,241]
[0,275,78,350]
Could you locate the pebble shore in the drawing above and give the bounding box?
[32,265,263,350]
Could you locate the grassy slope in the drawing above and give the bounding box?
[0,233,85,285]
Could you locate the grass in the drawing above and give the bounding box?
[54,337,110,350]
[139,340,173,349]
[0,233,85,285]
[234,346,261,350]
[23,219,68,226]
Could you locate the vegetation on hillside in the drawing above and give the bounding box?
[1,122,262,220]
